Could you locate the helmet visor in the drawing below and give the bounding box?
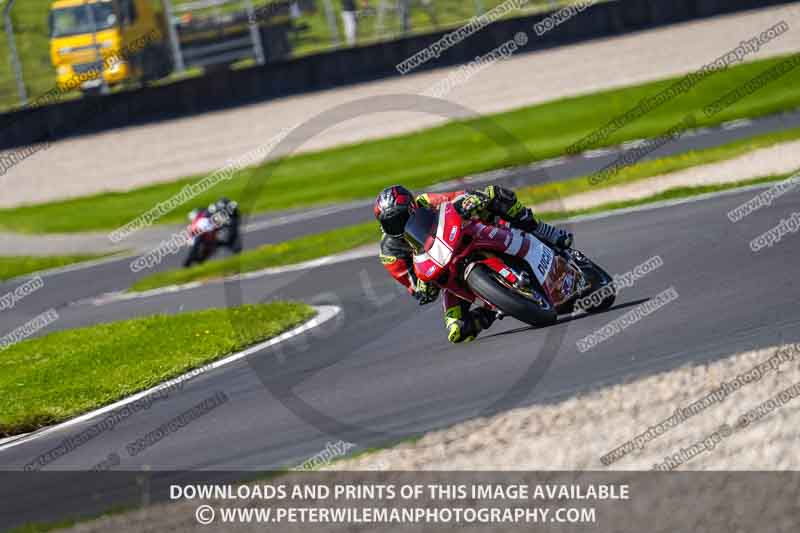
[380,208,410,236]
[403,207,438,253]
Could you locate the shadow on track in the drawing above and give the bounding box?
[478,298,652,341]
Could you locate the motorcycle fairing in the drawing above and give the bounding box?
[412,202,464,283]
[542,255,582,307]
[410,202,586,308]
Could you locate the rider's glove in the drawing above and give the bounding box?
[413,278,440,305]
[555,229,574,250]
[484,185,527,220]
[458,190,491,218]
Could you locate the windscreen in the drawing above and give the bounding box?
[403,207,438,253]
[50,3,117,38]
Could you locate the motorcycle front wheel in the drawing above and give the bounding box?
[572,252,616,313]
[465,264,557,327]
[183,241,212,268]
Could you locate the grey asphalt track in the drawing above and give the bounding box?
[1,184,798,529]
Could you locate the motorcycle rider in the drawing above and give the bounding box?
[183,199,240,267]
[374,184,573,344]
[207,197,242,253]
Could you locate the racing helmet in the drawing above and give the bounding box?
[219,197,237,214]
[374,185,415,237]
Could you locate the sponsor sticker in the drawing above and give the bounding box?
[562,273,574,295]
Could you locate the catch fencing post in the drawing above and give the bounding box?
[376,0,388,36]
[3,0,27,106]
[161,0,186,73]
[244,0,266,65]
[399,0,410,34]
[322,0,340,46]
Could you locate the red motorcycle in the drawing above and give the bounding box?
[183,209,220,267]
[405,201,616,326]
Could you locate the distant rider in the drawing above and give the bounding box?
[374,185,573,344]
[183,207,216,267]
[207,197,242,253]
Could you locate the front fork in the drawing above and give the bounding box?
[558,249,594,296]
[470,249,597,313]
[464,255,540,317]
[465,255,530,289]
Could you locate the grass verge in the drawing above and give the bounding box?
[517,126,800,207]
[539,173,796,221]
[0,302,315,436]
[2,53,799,234]
[0,254,108,282]
[130,221,380,292]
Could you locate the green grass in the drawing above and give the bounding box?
[1,52,799,235]
[0,0,54,108]
[0,302,315,436]
[0,254,107,282]
[516,125,800,206]
[130,221,380,291]
[539,173,798,221]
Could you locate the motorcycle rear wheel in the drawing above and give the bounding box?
[466,265,557,327]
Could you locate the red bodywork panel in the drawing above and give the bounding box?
[188,213,218,244]
[411,202,581,309]
[413,203,519,305]
[542,256,578,306]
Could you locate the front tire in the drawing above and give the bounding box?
[466,265,557,327]
[573,253,616,313]
[183,240,212,268]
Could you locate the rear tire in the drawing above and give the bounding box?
[466,265,557,327]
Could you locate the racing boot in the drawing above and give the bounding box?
[529,219,574,251]
[483,185,573,250]
[508,206,573,251]
[444,304,497,344]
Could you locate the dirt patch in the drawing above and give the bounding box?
[330,343,800,470]
[534,139,800,213]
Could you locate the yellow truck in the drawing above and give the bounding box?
[49,0,171,94]
[48,0,297,95]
